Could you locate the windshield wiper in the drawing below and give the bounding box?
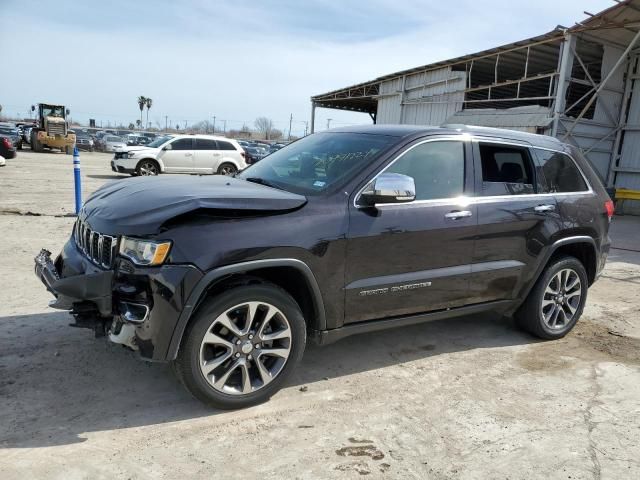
[244,177,282,190]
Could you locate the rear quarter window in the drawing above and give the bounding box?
[533,149,588,193]
[216,141,237,151]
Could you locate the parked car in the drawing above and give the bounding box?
[126,134,152,147]
[243,146,267,164]
[111,134,247,176]
[74,130,95,151]
[0,155,5,167]
[0,123,22,150]
[34,125,612,409]
[0,135,17,159]
[103,135,127,152]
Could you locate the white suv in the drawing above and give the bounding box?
[111,134,247,176]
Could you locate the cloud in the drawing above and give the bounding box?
[0,0,613,135]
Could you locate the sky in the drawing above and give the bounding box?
[0,0,614,137]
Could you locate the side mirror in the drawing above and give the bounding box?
[359,173,416,206]
[163,143,173,151]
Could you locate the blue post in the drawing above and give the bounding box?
[73,147,82,215]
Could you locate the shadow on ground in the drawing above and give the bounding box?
[86,174,128,180]
[0,310,535,449]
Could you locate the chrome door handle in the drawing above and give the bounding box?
[185,153,193,157]
[534,204,555,212]
[445,210,473,220]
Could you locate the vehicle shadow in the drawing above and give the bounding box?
[0,310,536,449]
[86,174,128,180]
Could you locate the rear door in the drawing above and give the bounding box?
[160,137,195,172]
[345,136,476,323]
[468,139,560,304]
[193,138,220,173]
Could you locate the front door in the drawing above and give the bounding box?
[160,137,195,172]
[345,137,476,323]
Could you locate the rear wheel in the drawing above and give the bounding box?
[515,256,587,339]
[174,284,306,409]
[136,159,160,176]
[217,162,237,176]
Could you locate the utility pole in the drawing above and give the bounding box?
[212,116,216,134]
[165,115,168,132]
[223,119,227,134]
[184,120,188,130]
[304,121,309,136]
[288,113,293,140]
[326,118,332,130]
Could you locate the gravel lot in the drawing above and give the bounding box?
[1,150,639,479]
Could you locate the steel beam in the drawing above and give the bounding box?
[552,33,575,137]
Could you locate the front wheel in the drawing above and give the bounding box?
[174,284,306,409]
[217,162,237,176]
[515,255,588,339]
[136,159,160,176]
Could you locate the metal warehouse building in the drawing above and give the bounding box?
[311,0,640,213]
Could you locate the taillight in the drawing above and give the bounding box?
[2,138,11,148]
[605,199,615,220]
[240,151,245,159]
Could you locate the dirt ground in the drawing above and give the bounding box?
[1,150,639,479]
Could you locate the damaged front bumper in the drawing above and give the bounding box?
[34,239,204,361]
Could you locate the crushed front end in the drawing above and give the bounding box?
[34,218,203,361]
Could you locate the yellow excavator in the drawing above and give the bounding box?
[30,103,76,154]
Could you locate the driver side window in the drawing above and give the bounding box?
[385,141,465,201]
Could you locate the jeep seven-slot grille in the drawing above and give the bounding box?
[74,219,118,268]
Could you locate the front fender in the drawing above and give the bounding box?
[164,258,326,360]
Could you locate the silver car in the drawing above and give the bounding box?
[103,135,127,152]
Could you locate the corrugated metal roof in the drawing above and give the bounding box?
[444,105,553,128]
[312,1,640,103]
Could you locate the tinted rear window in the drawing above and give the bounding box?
[533,149,588,193]
[217,141,237,151]
[195,138,218,150]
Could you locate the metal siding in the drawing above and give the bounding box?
[617,69,640,213]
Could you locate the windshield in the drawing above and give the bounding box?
[0,126,17,135]
[106,136,122,142]
[41,105,64,118]
[237,132,396,195]
[147,135,172,148]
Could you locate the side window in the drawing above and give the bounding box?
[170,138,193,150]
[533,149,588,193]
[195,138,217,150]
[479,143,535,196]
[217,141,236,151]
[385,141,465,201]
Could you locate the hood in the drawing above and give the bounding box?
[125,146,157,153]
[81,175,307,235]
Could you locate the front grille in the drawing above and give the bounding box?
[74,218,118,268]
[47,123,65,136]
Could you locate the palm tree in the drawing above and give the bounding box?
[145,98,153,130]
[137,96,146,129]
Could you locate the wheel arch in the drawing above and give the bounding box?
[136,157,164,173]
[165,258,326,360]
[508,235,598,315]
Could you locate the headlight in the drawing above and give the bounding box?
[119,237,171,266]
[127,152,137,158]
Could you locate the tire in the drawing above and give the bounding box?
[136,159,160,176]
[17,141,22,151]
[65,145,72,155]
[217,162,237,176]
[174,283,306,409]
[515,255,588,340]
[31,132,41,152]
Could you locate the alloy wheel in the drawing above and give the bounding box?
[199,301,292,395]
[139,161,158,176]
[541,268,582,329]
[218,164,237,176]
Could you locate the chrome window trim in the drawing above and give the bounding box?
[353,134,593,209]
